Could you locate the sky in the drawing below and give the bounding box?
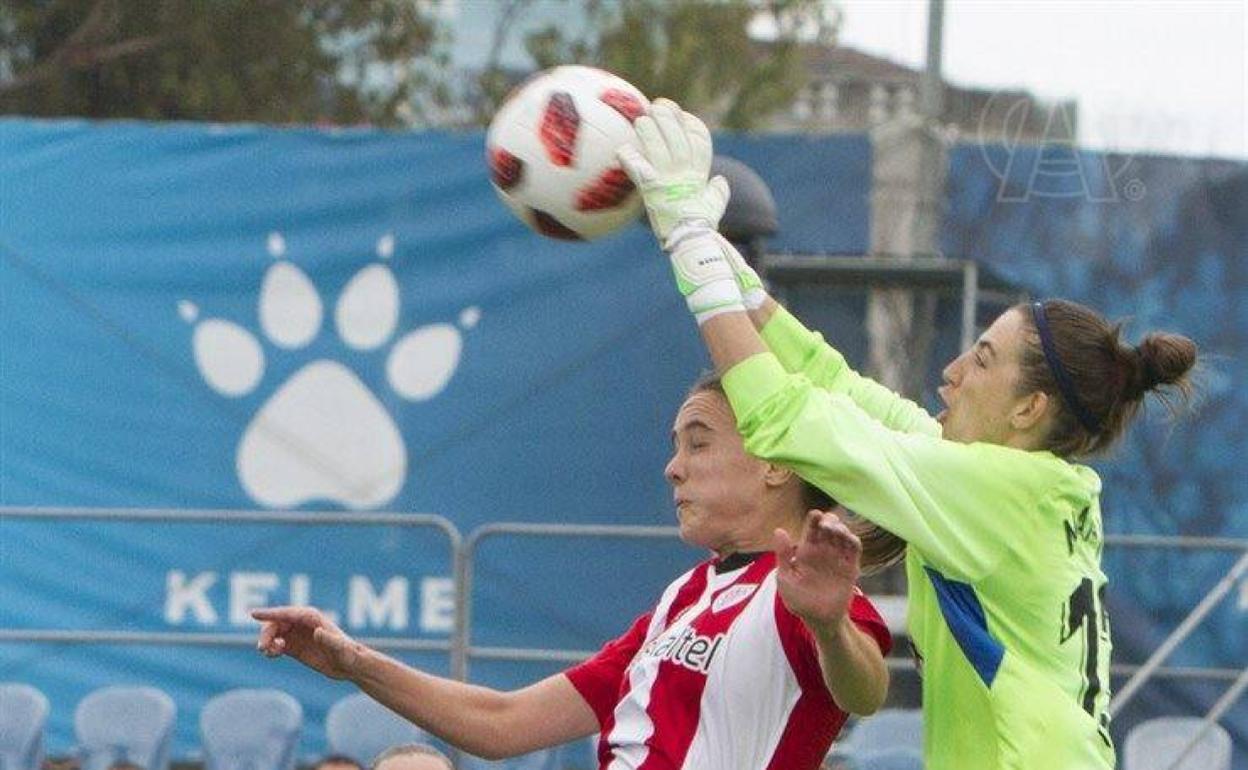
[447,0,1247,159]
[833,0,1247,159]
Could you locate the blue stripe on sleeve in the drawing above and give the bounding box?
[924,566,1005,687]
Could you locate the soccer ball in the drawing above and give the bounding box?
[486,65,650,241]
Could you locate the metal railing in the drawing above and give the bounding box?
[1107,534,1248,714]
[5,512,1240,688]
[454,522,684,679]
[3,508,1244,762]
[452,525,1248,770]
[1102,534,1248,769]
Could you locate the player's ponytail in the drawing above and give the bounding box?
[798,480,905,575]
[845,512,907,575]
[1018,300,1198,458]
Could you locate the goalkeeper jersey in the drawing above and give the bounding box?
[719,306,1116,770]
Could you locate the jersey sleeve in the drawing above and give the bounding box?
[564,612,650,727]
[723,353,1081,583]
[847,589,893,656]
[774,588,893,704]
[759,305,941,438]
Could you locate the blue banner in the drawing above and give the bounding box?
[0,119,868,755]
[1,517,456,635]
[1,117,1243,762]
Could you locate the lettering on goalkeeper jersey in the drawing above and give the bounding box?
[1064,505,1099,555]
[641,627,726,674]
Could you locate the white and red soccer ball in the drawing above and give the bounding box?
[486,66,649,241]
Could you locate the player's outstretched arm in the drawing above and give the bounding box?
[707,230,778,330]
[614,100,794,367]
[620,97,934,437]
[774,512,889,716]
[253,606,596,759]
[714,235,937,434]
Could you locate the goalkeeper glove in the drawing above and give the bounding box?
[667,224,745,325]
[616,98,730,245]
[711,231,768,311]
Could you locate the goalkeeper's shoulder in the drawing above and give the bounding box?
[953,442,1101,514]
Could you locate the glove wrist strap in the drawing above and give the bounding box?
[687,279,746,325]
[741,287,768,311]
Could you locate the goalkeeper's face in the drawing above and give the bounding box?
[938,308,1032,446]
[665,390,783,555]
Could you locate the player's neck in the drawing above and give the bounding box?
[712,509,802,560]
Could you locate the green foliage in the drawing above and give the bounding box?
[512,0,825,130]
[0,0,446,126]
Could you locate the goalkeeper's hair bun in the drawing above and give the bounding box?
[1016,299,1199,459]
[1129,332,1197,399]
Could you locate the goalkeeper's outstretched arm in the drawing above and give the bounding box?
[716,237,937,437]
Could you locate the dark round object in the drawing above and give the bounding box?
[711,155,778,242]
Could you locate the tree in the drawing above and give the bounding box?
[479,0,834,130]
[0,0,448,126]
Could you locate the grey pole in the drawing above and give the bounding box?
[921,0,945,120]
[960,260,978,351]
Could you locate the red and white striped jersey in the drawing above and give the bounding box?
[565,551,891,770]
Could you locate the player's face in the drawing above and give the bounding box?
[938,307,1029,445]
[665,390,770,554]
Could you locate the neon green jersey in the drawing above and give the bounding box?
[720,307,1116,770]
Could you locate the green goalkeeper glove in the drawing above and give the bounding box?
[617,99,742,324]
[617,98,730,245]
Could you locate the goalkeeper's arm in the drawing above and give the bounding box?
[711,232,778,329]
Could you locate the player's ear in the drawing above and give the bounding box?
[763,462,794,488]
[1010,389,1049,432]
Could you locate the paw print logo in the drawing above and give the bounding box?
[181,232,479,510]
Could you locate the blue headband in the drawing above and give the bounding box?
[1031,301,1100,433]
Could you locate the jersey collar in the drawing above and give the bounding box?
[714,550,767,574]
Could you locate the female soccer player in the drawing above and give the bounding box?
[618,98,1199,770]
[254,376,893,770]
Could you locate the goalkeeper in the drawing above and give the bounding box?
[618,99,1199,770]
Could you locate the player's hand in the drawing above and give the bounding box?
[774,510,862,631]
[253,605,365,680]
[616,98,730,245]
